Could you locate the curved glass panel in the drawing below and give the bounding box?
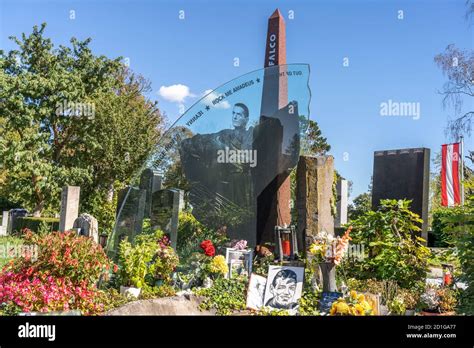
[107,64,311,258]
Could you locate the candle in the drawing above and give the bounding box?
[282,240,291,256]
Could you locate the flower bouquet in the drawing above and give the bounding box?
[329,290,374,316]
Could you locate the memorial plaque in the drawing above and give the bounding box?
[372,148,430,241]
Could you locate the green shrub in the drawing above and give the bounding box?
[440,190,474,314]
[431,207,464,247]
[196,277,247,315]
[9,229,111,285]
[117,230,179,289]
[11,217,59,235]
[345,199,431,288]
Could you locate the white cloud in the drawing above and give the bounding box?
[158,84,195,103]
[202,89,231,109]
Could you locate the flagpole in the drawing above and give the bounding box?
[461,135,465,205]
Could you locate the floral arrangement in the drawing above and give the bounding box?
[329,290,374,316]
[308,226,352,265]
[208,255,228,277]
[200,240,215,257]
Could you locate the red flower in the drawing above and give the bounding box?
[113,264,118,273]
[200,240,215,257]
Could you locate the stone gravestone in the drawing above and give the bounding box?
[139,168,163,218]
[296,155,335,250]
[335,179,348,229]
[0,211,9,236]
[150,189,184,249]
[107,186,146,258]
[59,186,80,232]
[7,208,28,234]
[73,213,99,244]
[372,148,430,241]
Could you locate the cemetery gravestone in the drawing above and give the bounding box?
[139,168,163,218]
[59,186,80,232]
[296,155,335,251]
[150,189,184,249]
[107,186,146,259]
[73,213,99,244]
[335,179,348,228]
[8,208,28,234]
[372,148,430,241]
[0,211,8,236]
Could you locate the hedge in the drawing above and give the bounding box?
[11,217,60,234]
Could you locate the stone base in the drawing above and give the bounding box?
[104,295,214,316]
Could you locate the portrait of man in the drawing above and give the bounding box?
[263,266,304,310]
[179,102,256,243]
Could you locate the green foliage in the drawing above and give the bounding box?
[440,183,474,314]
[117,230,179,288]
[0,23,163,219]
[298,290,321,315]
[345,199,431,288]
[387,296,406,315]
[348,192,372,221]
[431,207,465,247]
[10,216,59,235]
[0,235,24,269]
[252,254,276,277]
[299,117,331,156]
[196,277,247,315]
[139,284,176,299]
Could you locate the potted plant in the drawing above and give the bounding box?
[117,237,155,298]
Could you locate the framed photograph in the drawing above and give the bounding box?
[246,274,267,310]
[225,248,253,278]
[263,265,304,310]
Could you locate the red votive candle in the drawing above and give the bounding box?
[282,240,291,256]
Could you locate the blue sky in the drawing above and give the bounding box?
[1,0,473,199]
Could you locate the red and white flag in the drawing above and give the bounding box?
[441,143,461,206]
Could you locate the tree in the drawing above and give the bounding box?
[434,45,473,139]
[348,192,372,221]
[299,117,331,156]
[0,24,163,223]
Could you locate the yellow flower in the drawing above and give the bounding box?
[335,301,350,314]
[209,255,228,276]
[354,303,365,315]
[357,294,365,302]
[361,300,373,314]
[350,290,357,300]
